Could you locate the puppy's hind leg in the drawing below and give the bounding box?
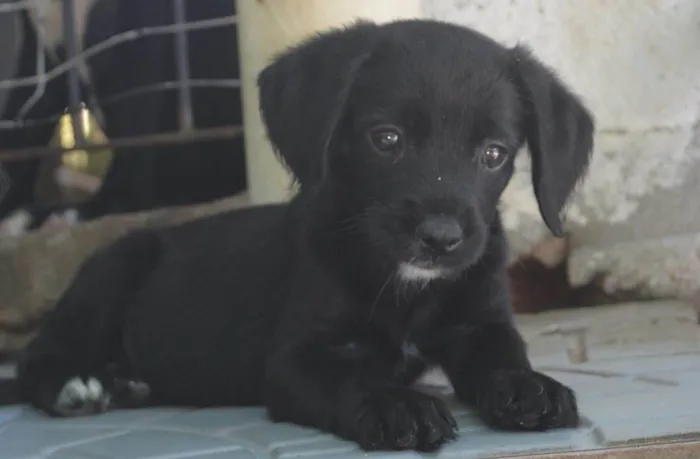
[16,230,163,417]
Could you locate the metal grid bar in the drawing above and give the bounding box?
[0,125,243,163]
[173,0,194,131]
[60,0,85,146]
[0,15,238,90]
[0,79,241,130]
[0,1,243,159]
[0,0,37,14]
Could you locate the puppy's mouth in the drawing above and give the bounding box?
[397,260,454,283]
[397,238,483,283]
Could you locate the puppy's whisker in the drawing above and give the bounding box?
[333,223,363,236]
[394,277,408,304]
[370,235,398,249]
[331,213,369,236]
[335,214,362,227]
[369,270,396,320]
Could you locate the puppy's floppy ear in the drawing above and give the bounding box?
[510,45,595,237]
[257,21,378,188]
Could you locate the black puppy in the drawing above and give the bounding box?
[13,19,594,452]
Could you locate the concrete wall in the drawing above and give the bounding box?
[424,0,700,298]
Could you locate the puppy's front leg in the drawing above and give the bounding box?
[264,339,457,452]
[432,259,579,431]
[438,322,579,431]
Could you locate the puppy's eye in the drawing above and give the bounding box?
[479,143,509,171]
[368,126,404,157]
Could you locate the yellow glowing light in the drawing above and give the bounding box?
[57,105,111,175]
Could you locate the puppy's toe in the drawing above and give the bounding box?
[110,377,151,408]
[53,376,111,417]
[476,369,579,431]
[415,393,458,451]
[352,389,457,452]
[541,382,579,429]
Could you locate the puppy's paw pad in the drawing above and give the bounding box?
[53,377,111,417]
[476,369,579,431]
[353,389,457,452]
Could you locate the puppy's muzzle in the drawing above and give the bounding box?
[416,216,464,254]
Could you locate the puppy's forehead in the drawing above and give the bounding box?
[353,22,515,121]
[380,24,506,77]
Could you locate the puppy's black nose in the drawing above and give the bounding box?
[416,217,464,253]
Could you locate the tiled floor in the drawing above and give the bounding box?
[2,301,699,459]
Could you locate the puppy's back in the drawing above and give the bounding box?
[119,203,295,405]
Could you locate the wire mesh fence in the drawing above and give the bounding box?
[0,0,243,162]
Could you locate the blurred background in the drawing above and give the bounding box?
[0,0,697,370]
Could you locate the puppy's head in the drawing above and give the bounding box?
[259,20,594,283]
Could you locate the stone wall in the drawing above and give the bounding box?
[425,0,700,299]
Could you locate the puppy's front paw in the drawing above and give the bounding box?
[476,369,578,431]
[349,389,457,452]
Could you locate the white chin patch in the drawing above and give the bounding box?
[398,263,446,283]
